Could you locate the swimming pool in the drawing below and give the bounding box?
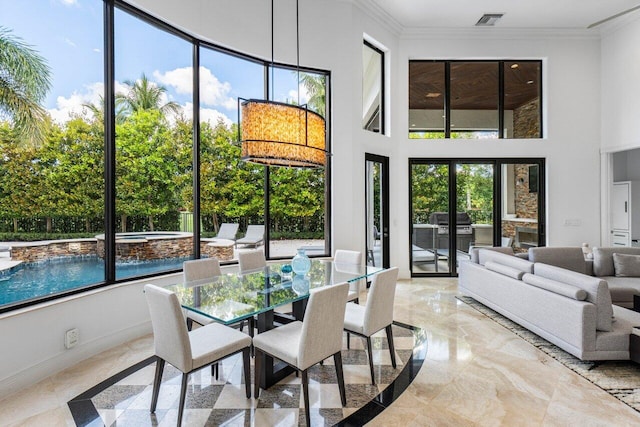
[0,257,185,307]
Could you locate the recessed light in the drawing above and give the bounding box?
[527,80,534,84]
[510,63,519,69]
[426,92,441,98]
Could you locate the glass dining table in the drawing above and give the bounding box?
[163,259,383,388]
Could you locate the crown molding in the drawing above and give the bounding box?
[350,0,403,36]
[595,9,640,37]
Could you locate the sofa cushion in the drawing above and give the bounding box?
[470,246,514,264]
[478,249,533,274]
[592,247,640,277]
[522,273,587,300]
[534,263,613,331]
[528,247,588,274]
[485,261,525,280]
[613,253,640,277]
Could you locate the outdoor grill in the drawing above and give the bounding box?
[428,212,473,251]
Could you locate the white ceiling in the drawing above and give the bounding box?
[369,0,640,30]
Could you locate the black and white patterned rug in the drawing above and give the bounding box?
[68,322,426,426]
[457,295,640,413]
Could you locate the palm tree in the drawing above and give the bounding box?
[299,73,326,117]
[82,95,127,126]
[0,26,51,145]
[117,73,181,117]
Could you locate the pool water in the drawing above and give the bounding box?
[0,257,185,306]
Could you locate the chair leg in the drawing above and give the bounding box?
[333,351,347,407]
[254,349,261,398]
[347,332,350,349]
[301,369,311,427]
[242,347,251,398]
[150,358,165,413]
[211,362,219,380]
[177,373,189,427]
[186,318,194,331]
[249,317,255,357]
[366,336,375,385]
[386,324,397,369]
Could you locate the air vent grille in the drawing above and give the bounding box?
[475,13,504,26]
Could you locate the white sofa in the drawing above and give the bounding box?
[459,248,640,361]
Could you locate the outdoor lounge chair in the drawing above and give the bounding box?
[236,225,265,248]
[213,223,239,241]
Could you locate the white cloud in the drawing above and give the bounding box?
[47,81,128,124]
[93,48,101,53]
[58,0,78,5]
[64,38,76,47]
[153,66,236,110]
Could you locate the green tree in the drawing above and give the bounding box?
[299,72,326,117]
[116,109,179,232]
[117,73,180,117]
[0,26,51,145]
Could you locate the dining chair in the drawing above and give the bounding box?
[253,282,350,427]
[144,284,252,427]
[343,266,399,385]
[238,249,266,273]
[182,258,222,330]
[334,249,363,304]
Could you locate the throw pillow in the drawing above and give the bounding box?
[613,253,640,277]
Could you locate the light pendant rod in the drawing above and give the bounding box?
[238,0,328,168]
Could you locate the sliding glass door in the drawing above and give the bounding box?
[365,154,389,268]
[410,158,544,277]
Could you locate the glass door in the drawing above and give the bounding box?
[365,154,389,268]
[499,161,545,252]
[410,161,451,274]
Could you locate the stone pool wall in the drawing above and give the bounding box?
[9,234,236,263]
[10,240,97,263]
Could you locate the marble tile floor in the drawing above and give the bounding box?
[3,277,640,426]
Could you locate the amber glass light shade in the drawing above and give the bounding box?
[240,99,327,168]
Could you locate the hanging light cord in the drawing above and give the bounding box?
[270,0,274,102]
[296,0,300,106]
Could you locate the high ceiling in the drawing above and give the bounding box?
[370,0,640,30]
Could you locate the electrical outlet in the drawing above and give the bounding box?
[65,328,79,349]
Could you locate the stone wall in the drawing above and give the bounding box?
[515,165,538,219]
[96,236,193,262]
[513,98,540,138]
[10,240,97,263]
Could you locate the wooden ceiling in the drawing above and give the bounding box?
[409,61,540,110]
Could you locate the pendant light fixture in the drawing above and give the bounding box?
[238,0,327,168]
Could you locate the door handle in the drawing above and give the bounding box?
[625,201,628,213]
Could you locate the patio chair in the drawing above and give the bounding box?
[213,223,239,241]
[236,224,265,248]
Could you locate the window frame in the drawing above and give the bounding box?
[408,59,542,139]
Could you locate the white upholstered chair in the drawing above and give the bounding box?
[238,249,267,273]
[253,282,350,427]
[334,249,363,304]
[344,267,399,384]
[182,258,222,330]
[144,284,252,427]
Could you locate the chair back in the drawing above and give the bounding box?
[363,267,399,336]
[245,224,265,239]
[298,282,349,370]
[238,249,266,273]
[334,249,362,265]
[216,223,239,240]
[144,284,192,372]
[183,258,221,283]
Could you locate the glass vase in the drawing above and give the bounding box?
[291,248,311,275]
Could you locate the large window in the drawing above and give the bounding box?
[0,0,331,312]
[363,40,385,134]
[409,60,542,139]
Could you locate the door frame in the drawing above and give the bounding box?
[365,153,390,268]
[409,157,545,277]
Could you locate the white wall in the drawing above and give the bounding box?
[0,0,611,397]
[601,16,640,153]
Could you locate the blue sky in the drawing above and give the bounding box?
[1,0,304,125]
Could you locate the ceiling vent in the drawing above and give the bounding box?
[475,13,504,26]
